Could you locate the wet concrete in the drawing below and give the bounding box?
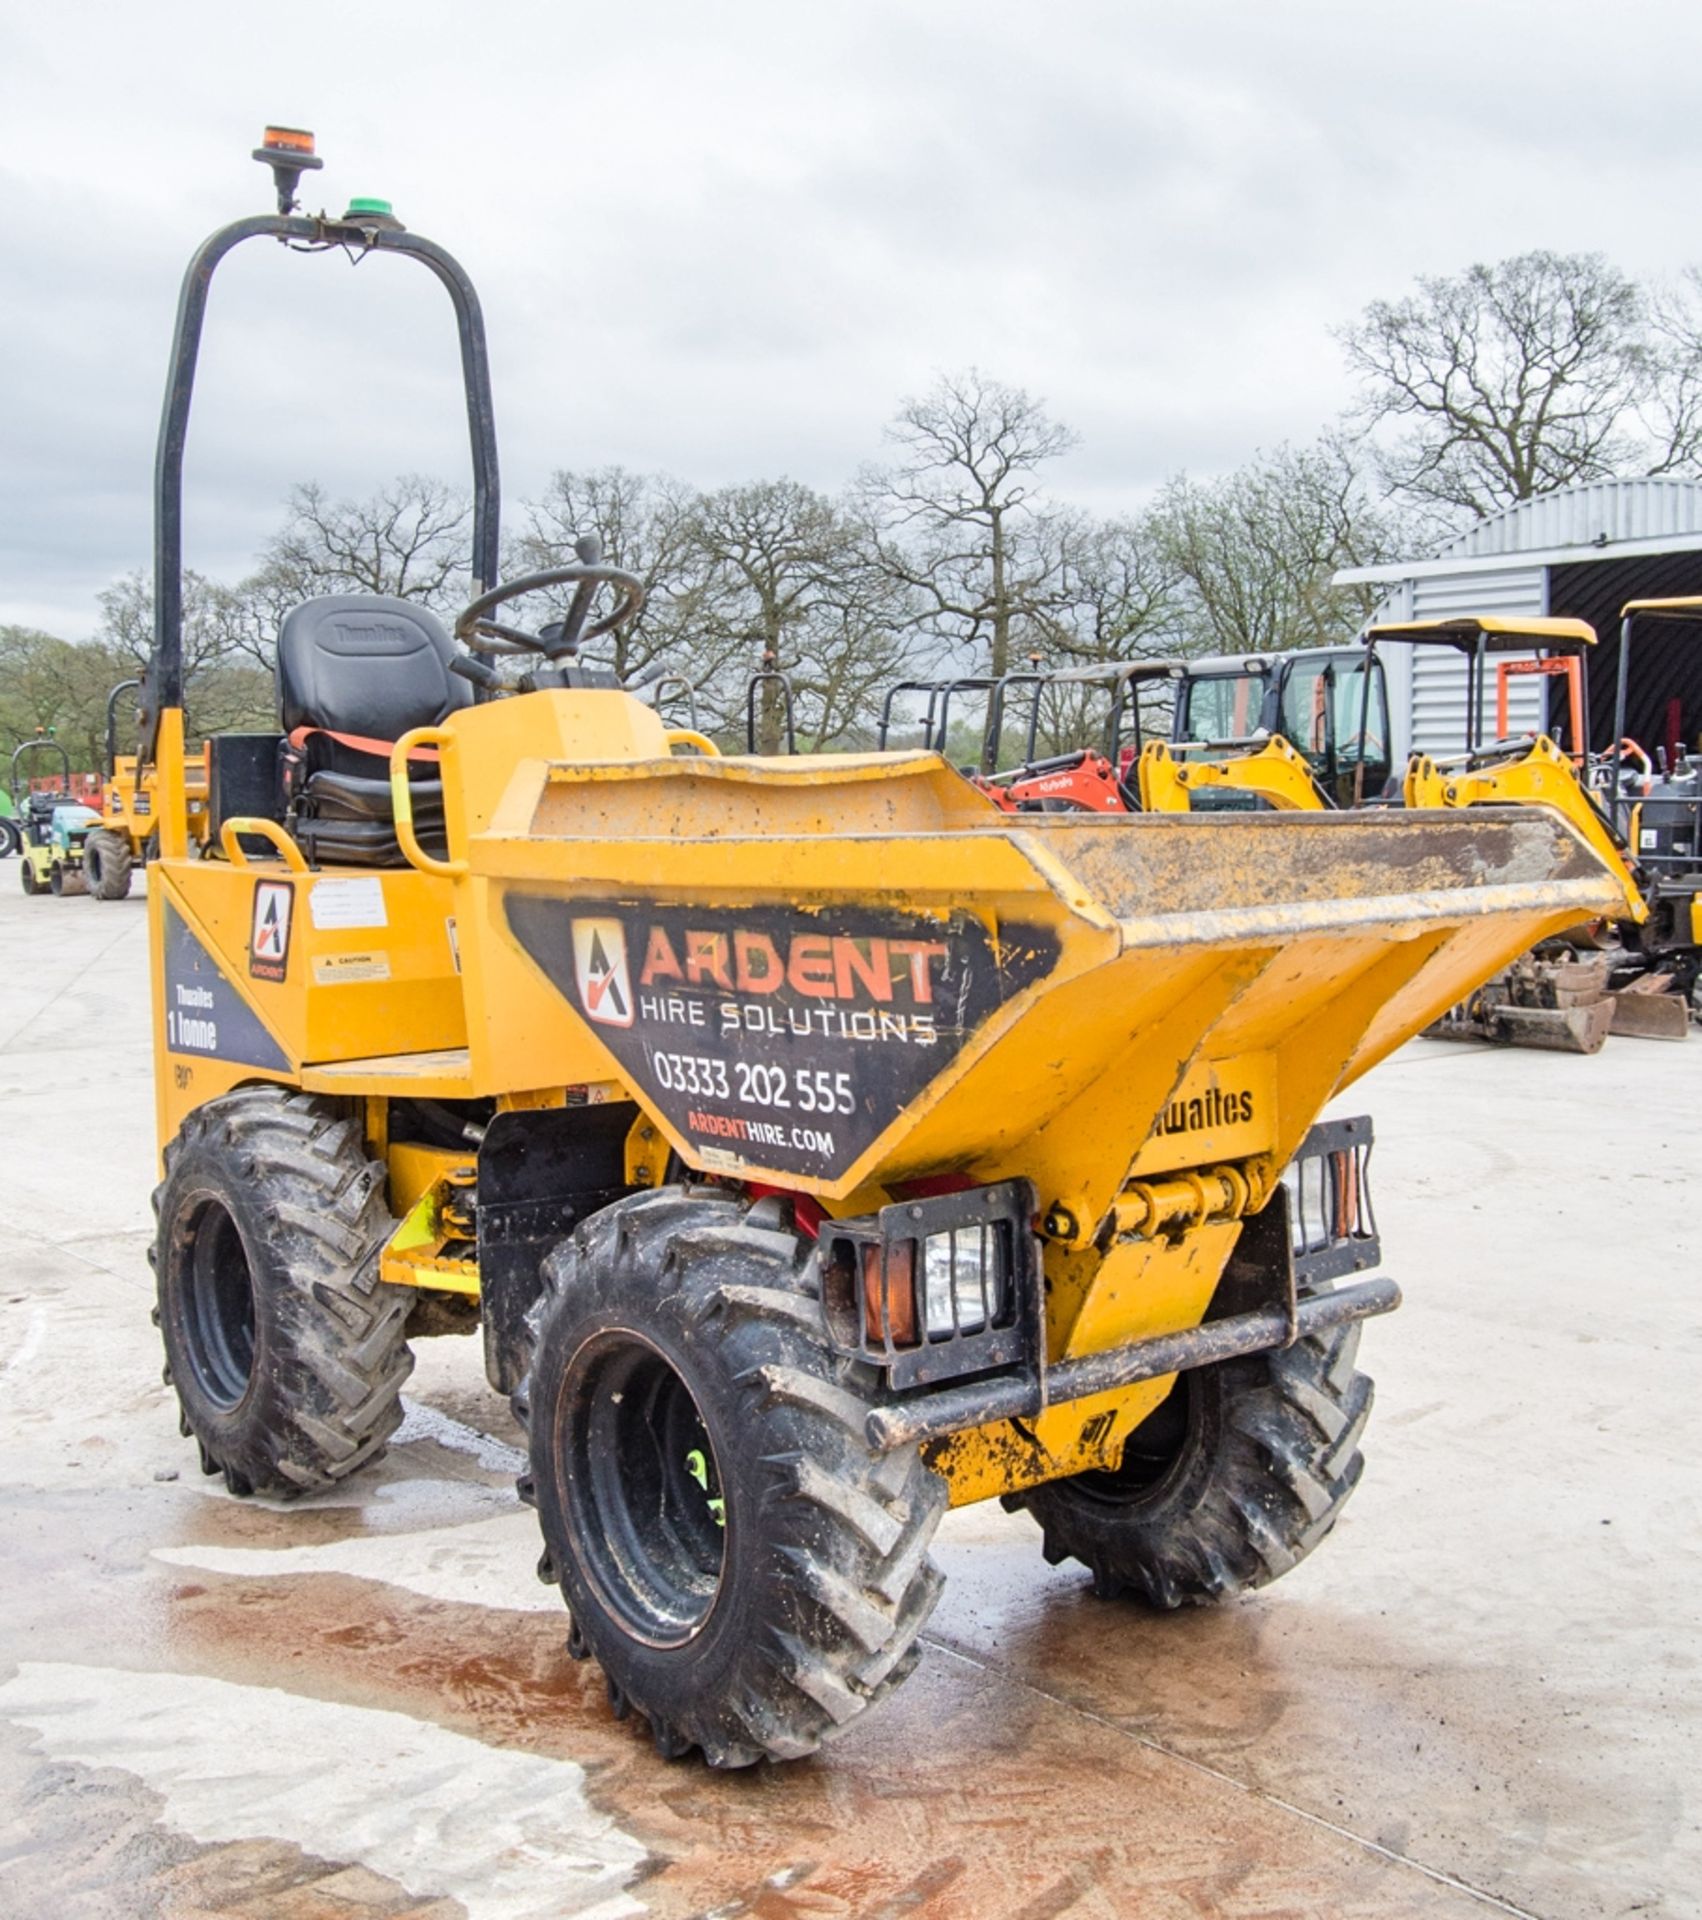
[0,875,1696,1918]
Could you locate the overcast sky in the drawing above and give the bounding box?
[5,0,1702,638]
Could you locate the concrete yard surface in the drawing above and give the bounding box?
[0,872,1697,1919]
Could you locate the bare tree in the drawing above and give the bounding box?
[259,475,472,611]
[686,480,919,751]
[519,467,727,695]
[1038,511,1183,664]
[1338,252,1700,525]
[95,572,274,736]
[867,370,1079,679]
[1154,438,1397,657]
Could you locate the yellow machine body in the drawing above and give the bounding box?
[148,684,1633,1507]
[1137,735,1327,813]
[104,748,209,854]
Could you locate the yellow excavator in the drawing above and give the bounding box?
[141,132,1637,1767]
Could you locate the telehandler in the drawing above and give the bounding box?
[144,132,1637,1767]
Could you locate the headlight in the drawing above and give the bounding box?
[820,1179,1037,1388]
[922,1227,1004,1336]
[1279,1117,1379,1281]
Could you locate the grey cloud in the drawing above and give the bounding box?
[5,0,1702,637]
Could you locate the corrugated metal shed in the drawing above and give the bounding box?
[1434,479,1702,561]
[1334,479,1702,756]
[1408,568,1546,751]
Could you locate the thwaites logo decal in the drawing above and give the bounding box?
[504,896,1059,1181]
[249,879,294,983]
[164,905,291,1072]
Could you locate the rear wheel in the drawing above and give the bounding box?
[0,819,18,860]
[1013,1285,1373,1606]
[153,1087,412,1497]
[84,829,133,900]
[517,1188,947,1766]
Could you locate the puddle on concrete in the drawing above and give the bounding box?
[0,1661,645,1920]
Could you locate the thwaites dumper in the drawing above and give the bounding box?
[83,678,212,900]
[146,134,1635,1767]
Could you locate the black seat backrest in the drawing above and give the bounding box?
[277,595,471,743]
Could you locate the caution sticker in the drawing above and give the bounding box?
[312,951,393,985]
[249,880,294,983]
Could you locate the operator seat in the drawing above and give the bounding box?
[277,594,471,867]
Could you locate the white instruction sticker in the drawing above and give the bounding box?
[313,952,392,985]
[310,876,388,931]
[1640,828,1660,850]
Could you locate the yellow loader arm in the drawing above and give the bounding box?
[1137,736,1328,813]
[1403,736,1646,925]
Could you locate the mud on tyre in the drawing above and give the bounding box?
[153,1086,413,1497]
[1012,1284,1373,1606]
[517,1187,947,1767]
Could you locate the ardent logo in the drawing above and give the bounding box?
[572,918,634,1028]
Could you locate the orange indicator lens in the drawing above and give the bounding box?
[261,126,316,155]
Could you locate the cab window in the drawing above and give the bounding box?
[1333,658,1391,790]
[1279,661,1334,772]
[1180,672,1266,743]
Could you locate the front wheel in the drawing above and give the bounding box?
[84,829,134,900]
[517,1188,946,1766]
[19,858,38,896]
[1013,1285,1373,1606]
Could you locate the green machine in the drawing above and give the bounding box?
[12,741,99,897]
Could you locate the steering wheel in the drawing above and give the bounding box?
[452,539,645,663]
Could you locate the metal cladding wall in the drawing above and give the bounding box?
[1408,567,1546,754]
[1436,479,1702,560]
[1345,481,1702,758]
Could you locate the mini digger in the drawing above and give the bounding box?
[144,132,1637,1768]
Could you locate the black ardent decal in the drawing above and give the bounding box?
[505,897,1058,1180]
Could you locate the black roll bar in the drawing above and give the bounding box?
[105,679,142,778]
[150,203,500,754]
[745,664,797,754]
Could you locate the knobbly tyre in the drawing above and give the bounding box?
[144,131,1638,1767]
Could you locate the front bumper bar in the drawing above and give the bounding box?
[864,1274,1401,1452]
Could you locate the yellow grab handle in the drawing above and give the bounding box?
[666,728,721,757]
[390,727,467,879]
[219,817,310,872]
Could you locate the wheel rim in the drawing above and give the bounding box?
[178,1197,257,1409]
[561,1330,727,1647]
[1069,1373,1196,1509]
